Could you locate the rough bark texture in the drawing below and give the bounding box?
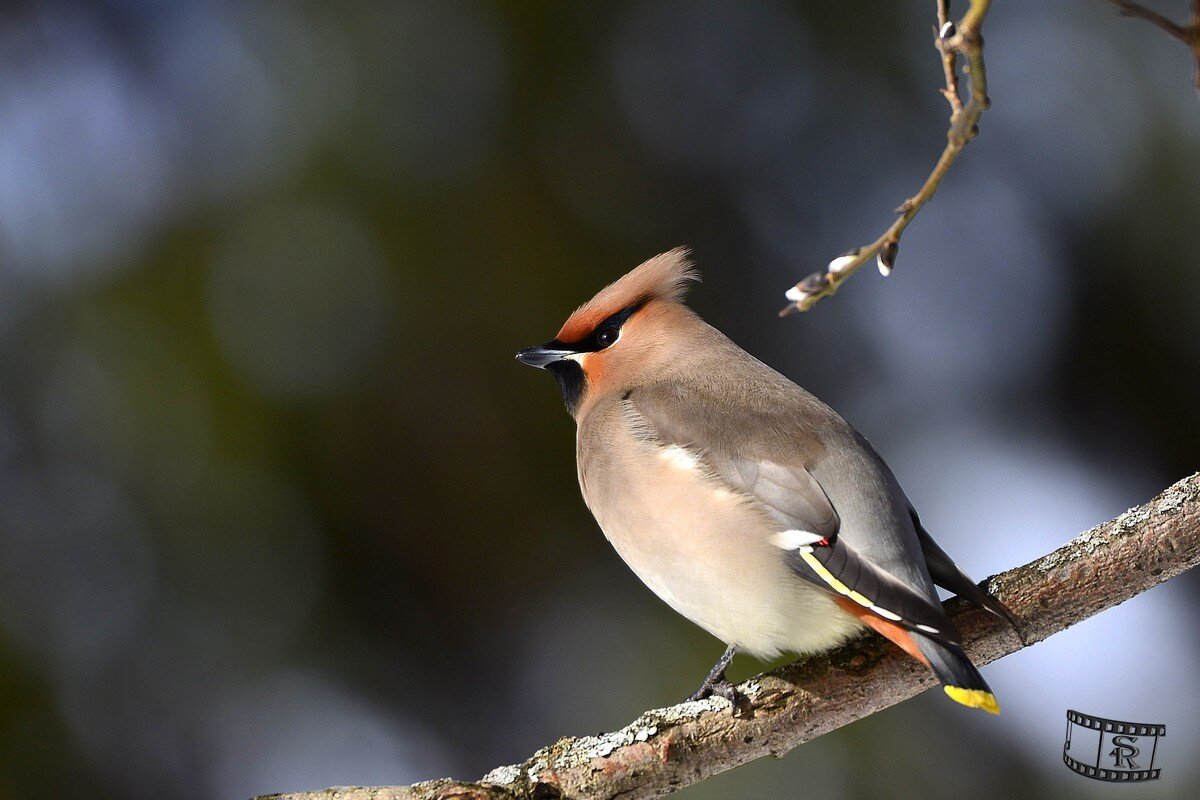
[258,472,1200,800]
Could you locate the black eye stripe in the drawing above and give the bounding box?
[596,304,640,332]
[555,302,643,353]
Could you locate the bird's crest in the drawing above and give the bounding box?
[557,247,699,343]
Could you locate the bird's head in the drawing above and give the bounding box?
[516,247,700,417]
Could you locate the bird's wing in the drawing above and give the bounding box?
[623,386,962,645]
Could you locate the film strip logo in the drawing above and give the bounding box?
[1063,710,1165,782]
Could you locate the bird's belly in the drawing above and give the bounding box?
[582,450,863,660]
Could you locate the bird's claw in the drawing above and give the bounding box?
[687,677,748,716]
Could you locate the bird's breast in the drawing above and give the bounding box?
[575,408,862,659]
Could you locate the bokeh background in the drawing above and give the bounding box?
[1,0,1198,798]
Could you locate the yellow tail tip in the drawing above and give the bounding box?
[944,685,1000,715]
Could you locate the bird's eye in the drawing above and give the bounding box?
[595,326,619,348]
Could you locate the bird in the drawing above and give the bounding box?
[515,248,1010,714]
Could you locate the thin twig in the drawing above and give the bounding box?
[1106,1,1200,95]
[779,0,992,316]
[936,0,964,114]
[1108,0,1190,41]
[258,472,1200,800]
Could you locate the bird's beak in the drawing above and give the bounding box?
[515,343,575,369]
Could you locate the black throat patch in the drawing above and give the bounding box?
[546,359,585,415]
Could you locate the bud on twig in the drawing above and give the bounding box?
[798,272,831,294]
[778,0,992,316]
[826,248,860,276]
[784,271,832,304]
[877,239,898,276]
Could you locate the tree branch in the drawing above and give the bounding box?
[779,0,992,316]
[257,472,1200,800]
[1106,1,1200,95]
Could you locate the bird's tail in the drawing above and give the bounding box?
[832,596,999,714]
[915,634,999,715]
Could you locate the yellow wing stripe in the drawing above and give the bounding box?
[799,548,850,594]
[846,590,873,607]
[798,547,922,629]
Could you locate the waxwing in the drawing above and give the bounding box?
[516,248,1009,714]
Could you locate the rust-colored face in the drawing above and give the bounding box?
[516,247,698,416]
[516,302,644,415]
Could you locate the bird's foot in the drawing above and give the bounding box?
[687,676,749,716]
[687,645,749,716]
[687,676,744,705]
